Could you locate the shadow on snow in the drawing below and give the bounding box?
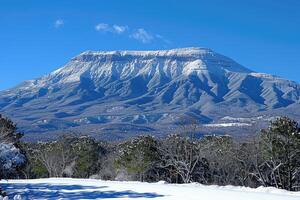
[1,183,164,199]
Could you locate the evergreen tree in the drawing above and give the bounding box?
[115,135,159,181]
[0,114,26,197]
[259,116,300,190]
[0,114,23,144]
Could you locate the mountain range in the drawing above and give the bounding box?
[1,47,300,140]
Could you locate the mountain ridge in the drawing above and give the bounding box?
[1,47,299,140]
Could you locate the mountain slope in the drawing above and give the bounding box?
[1,47,300,140]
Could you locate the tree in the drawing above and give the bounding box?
[34,135,76,177]
[24,135,107,179]
[0,114,23,144]
[158,134,210,183]
[0,114,26,197]
[198,135,239,185]
[235,139,261,187]
[0,143,25,179]
[0,114,26,178]
[72,136,106,178]
[115,135,159,182]
[258,116,300,191]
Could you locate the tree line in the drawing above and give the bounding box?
[1,115,300,193]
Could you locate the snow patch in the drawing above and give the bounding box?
[204,123,252,127]
[1,178,300,200]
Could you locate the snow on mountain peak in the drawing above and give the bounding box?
[44,47,252,85]
[78,47,213,57]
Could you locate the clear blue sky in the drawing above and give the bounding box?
[1,0,300,90]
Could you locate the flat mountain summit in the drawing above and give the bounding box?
[1,47,300,140]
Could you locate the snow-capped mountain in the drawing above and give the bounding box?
[1,47,300,140]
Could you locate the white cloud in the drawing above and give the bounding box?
[112,25,128,34]
[95,23,128,34]
[94,23,170,45]
[95,23,110,31]
[130,28,154,43]
[54,19,64,28]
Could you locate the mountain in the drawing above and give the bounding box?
[1,47,300,140]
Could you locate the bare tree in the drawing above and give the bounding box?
[35,136,76,177]
[158,131,212,184]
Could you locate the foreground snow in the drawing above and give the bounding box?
[1,178,300,200]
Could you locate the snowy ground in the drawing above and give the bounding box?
[1,178,300,200]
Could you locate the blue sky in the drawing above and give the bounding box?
[1,0,300,90]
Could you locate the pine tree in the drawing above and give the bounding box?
[115,135,159,182]
[0,114,23,144]
[0,114,26,197]
[259,116,300,190]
